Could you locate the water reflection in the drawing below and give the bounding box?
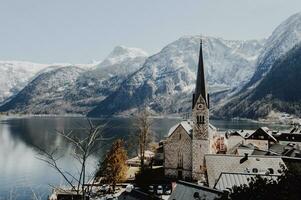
[0,117,113,200]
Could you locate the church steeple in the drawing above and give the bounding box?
[193,40,208,109]
[191,39,210,181]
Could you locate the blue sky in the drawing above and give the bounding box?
[0,0,300,63]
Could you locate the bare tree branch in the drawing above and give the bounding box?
[34,118,107,199]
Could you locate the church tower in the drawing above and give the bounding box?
[191,40,209,181]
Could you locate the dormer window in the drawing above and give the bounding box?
[268,168,274,174]
[197,115,205,124]
[252,168,258,173]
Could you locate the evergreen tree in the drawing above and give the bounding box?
[97,139,128,192]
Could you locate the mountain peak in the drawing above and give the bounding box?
[271,12,301,42]
[242,12,301,90]
[97,46,148,69]
[108,45,148,59]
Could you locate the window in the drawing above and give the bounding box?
[197,115,205,124]
[268,168,274,174]
[177,151,183,169]
[252,168,258,173]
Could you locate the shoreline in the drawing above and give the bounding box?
[0,113,297,126]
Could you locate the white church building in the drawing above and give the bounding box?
[163,41,221,182]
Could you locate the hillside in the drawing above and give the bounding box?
[0,46,148,114]
[214,43,301,119]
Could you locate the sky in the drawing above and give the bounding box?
[0,0,300,64]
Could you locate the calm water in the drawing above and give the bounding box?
[0,116,290,199]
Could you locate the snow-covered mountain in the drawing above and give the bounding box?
[94,45,148,78]
[0,60,98,105]
[0,61,49,104]
[0,66,84,114]
[88,36,264,116]
[214,12,301,119]
[244,12,301,90]
[0,46,148,114]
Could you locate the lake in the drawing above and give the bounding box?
[0,116,290,200]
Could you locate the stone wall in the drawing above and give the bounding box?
[164,125,192,180]
[192,139,209,180]
[191,95,209,181]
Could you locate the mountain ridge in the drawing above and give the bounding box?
[88,35,264,117]
[0,46,148,114]
[213,42,301,119]
[213,12,301,120]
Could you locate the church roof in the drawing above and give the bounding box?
[193,40,208,108]
[167,120,193,136]
[167,120,216,137]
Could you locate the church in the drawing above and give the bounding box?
[163,41,219,182]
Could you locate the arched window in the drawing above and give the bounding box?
[197,115,205,124]
[177,151,183,168]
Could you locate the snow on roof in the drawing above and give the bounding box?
[228,130,254,138]
[214,172,280,191]
[169,180,223,200]
[209,123,217,131]
[167,120,217,137]
[167,120,193,137]
[205,154,285,187]
[246,127,278,142]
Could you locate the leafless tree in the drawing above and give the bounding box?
[134,108,153,171]
[35,119,107,200]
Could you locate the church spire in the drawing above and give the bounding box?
[193,40,208,108]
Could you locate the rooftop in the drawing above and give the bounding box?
[168,181,223,200]
[214,172,280,191]
[205,154,285,187]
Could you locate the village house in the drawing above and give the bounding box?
[225,126,283,154]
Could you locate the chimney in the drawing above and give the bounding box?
[240,153,248,164]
